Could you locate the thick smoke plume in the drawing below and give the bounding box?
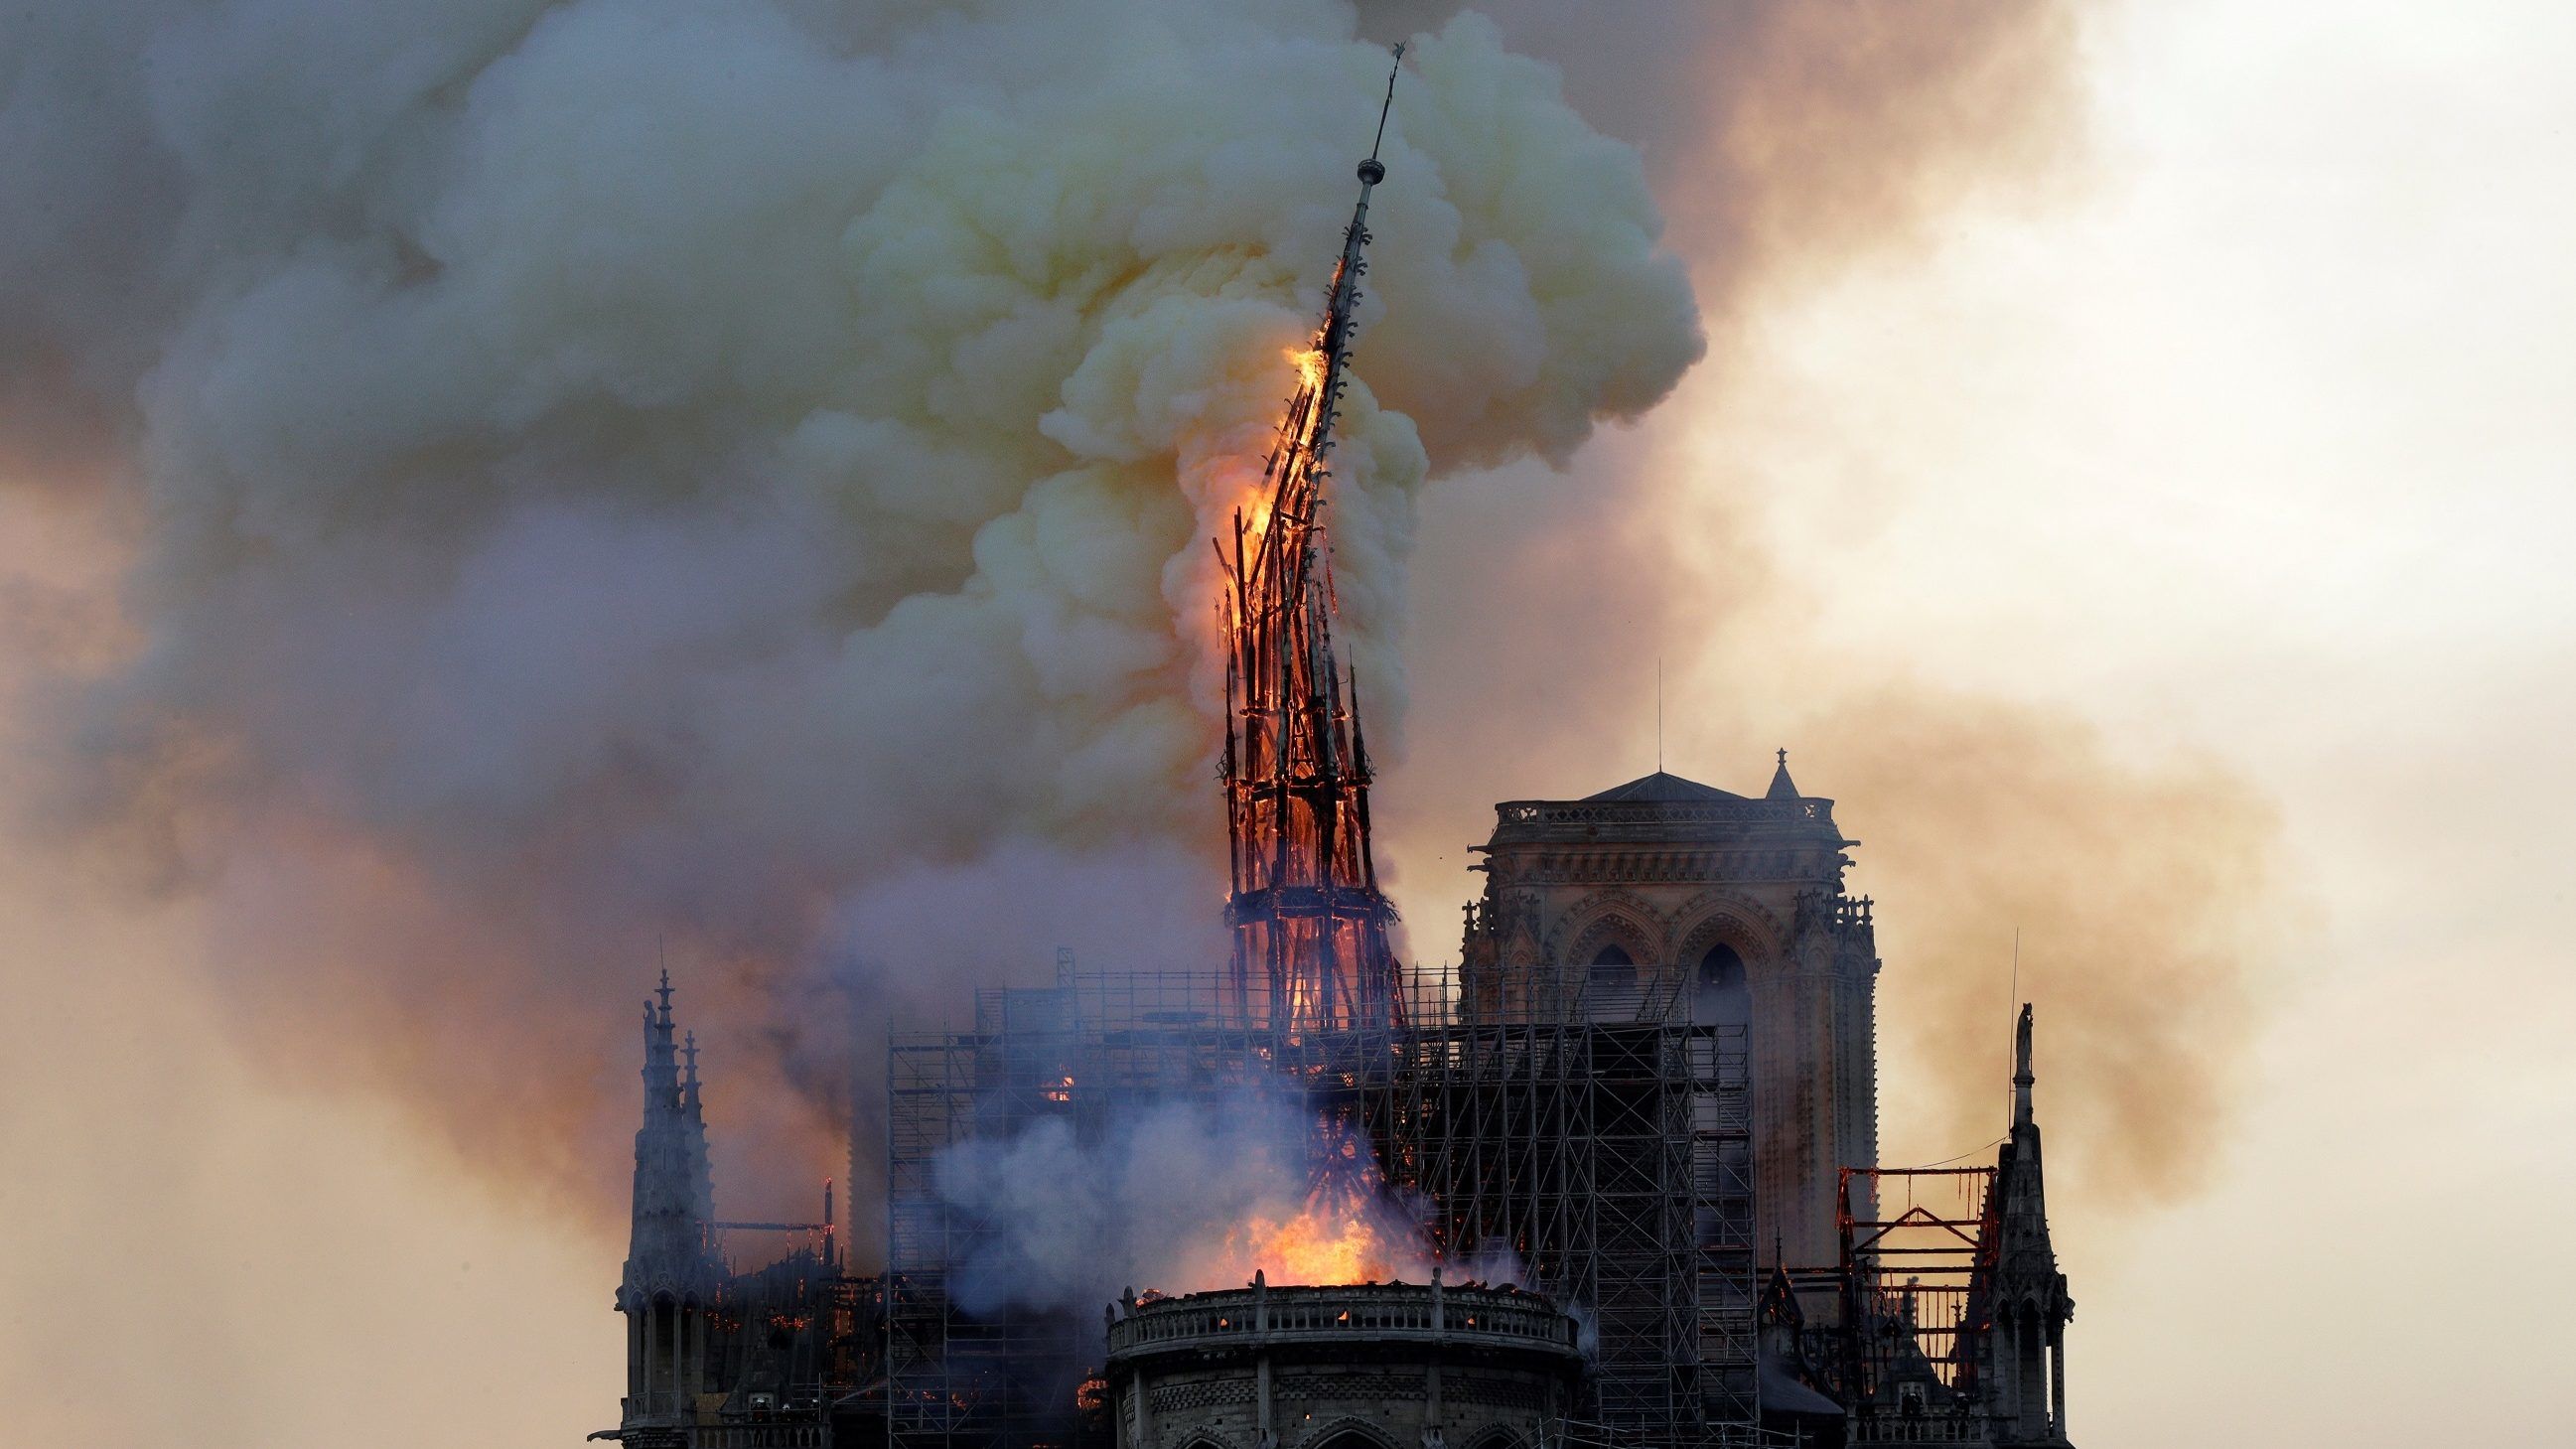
[1787,688,2282,1205]
[932,1087,1447,1319]
[0,0,2276,1252]
[0,1,1699,1229]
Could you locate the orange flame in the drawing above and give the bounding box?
[1287,345,1326,396]
[1238,346,1328,543]
[1225,1179,1404,1285]
[1194,342,1336,663]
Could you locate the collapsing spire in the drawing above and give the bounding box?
[1216,46,1409,1034]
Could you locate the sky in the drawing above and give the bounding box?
[1488,1,2574,1440]
[4,2,2571,1445]
[1781,3,2573,1439]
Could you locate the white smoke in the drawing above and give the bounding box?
[931,1085,1441,1316]
[0,0,1701,1220]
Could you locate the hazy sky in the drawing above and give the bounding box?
[5,3,2570,1445]
[1657,2,2575,1440]
[1814,4,2572,1439]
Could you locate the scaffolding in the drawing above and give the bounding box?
[1827,1166,2001,1440]
[884,961,1757,1449]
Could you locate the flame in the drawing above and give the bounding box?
[1287,344,1326,396]
[1191,340,1339,682]
[1225,1179,1401,1285]
[1237,346,1328,545]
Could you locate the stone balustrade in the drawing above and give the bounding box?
[1106,1279,1578,1362]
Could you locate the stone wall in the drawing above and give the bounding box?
[1104,1281,1582,1449]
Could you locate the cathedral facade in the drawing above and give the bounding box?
[599,60,2075,1446]
[1458,757,1880,1279]
[600,757,2078,1449]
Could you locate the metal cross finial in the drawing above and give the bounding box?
[1778,747,1788,768]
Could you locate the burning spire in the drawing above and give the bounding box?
[1216,46,1409,1035]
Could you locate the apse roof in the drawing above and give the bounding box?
[1582,771,1746,803]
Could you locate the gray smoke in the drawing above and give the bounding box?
[932,1085,1437,1317]
[0,0,1701,1227]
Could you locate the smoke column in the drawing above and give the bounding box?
[932,1086,1446,1319]
[0,0,2277,1248]
[0,1,1701,1231]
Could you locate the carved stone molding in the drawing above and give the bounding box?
[1289,1415,1403,1449]
[1669,889,1788,964]
[1545,887,1666,963]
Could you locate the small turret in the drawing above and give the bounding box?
[1766,747,1801,801]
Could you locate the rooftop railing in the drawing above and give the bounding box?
[1491,798,1834,830]
[1105,1280,1579,1361]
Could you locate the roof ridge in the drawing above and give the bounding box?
[1581,770,1745,803]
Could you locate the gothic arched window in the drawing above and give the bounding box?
[1587,942,1637,990]
[1695,942,1751,1029]
[1316,1431,1396,1449]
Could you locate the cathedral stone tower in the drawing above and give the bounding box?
[1458,754,1881,1277]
